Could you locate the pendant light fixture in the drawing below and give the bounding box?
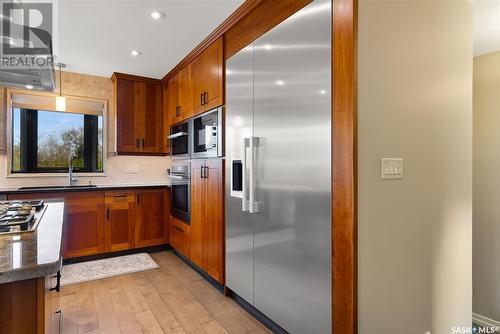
[55,63,66,112]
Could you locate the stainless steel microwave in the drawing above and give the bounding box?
[168,120,191,159]
[190,107,223,159]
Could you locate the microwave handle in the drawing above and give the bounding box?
[167,132,189,139]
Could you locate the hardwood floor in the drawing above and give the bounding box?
[60,251,269,334]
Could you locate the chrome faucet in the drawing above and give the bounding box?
[68,156,78,187]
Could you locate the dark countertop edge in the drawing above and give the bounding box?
[0,183,171,195]
[0,199,65,284]
[0,257,62,284]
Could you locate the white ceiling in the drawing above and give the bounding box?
[474,0,500,57]
[54,0,244,79]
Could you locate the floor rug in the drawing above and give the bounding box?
[61,253,159,286]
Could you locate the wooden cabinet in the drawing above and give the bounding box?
[191,38,224,115]
[112,73,165,155]
[135,188,169,248]
[166,37,224,125]
[190,159,205,267]
[64,192,106,258]
[45,274,61,334]
[8,187,170,259]
[7,192,105,259]
[170,216,191,258]
[190,159,224,283]
[162,82,171,153]
[105,191,135,252]
[0,275,61,333]
[168,65,194,125]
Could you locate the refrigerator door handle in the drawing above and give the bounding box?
[242,137,249,212]
[248,136,260,214]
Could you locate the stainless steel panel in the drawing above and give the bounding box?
[252,1,332,333]
[225,44,255,304]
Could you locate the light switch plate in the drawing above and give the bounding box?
[381,158,403,179]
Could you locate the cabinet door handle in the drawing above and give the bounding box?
[204,91,208,105]
[136,138,140,148]
[56,309,63,333]
[200,93,204,106]
[205,166,209,179]
[200,166,204,179]
[174,226,184,233]
[141,138,145,148]
[176,106,181,117]
[137,194,140,204]
[50,271,61,293]
[106,208,110,220]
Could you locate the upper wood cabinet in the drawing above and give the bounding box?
[135,188,169,248]
[165,37,224,125]
[105,191,135,252]
[162,82,171,153]
[112,73,165,155]
[190,158,224,283]
[192,38,224,114]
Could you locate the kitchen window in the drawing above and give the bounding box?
[11,108,104,173]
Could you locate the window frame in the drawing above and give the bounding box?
[11,108,103,174]
[6,90,108,178]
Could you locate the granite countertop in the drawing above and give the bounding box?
[0,182,171,195]
[0,200,64,284]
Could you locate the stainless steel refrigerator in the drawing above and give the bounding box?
[225,1,332,333]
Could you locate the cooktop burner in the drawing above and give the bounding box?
[0,201,46,234]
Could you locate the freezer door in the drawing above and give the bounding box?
[252,1,332,333]
[225,44,255,304]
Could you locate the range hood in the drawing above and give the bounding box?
[0,23,55,91]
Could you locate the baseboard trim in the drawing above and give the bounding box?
[171,249,224,293]
[63,244,171,264]
[227,288,289,334]
[473,313,500,330]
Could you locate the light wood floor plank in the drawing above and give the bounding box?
[60,251,269,334]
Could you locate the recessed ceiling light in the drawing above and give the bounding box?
[276,80,285,86]
[150,11,165,20]
[319,89,326,95]
[264,44,272,50]
[130,50,142,57]
[25,84,33,89]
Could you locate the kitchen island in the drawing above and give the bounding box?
[0,199,65,334]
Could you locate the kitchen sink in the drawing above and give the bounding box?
[18,185,98,190]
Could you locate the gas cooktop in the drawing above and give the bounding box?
[0,200,46,234]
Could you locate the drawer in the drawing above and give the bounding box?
[170,216,191,258]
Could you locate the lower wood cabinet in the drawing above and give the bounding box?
[7,192,106,259]
[190,159,224,283]
[8,187,170,259]
[0,275,61,334]
[135,188,170,248]
[64,192,105,258]
[170,215,191,258]
[105,191,135,252]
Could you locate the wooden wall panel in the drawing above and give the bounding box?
[332,0,357,333]
[224,0,312,59]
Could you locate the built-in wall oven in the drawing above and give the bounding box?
[168,162,190,224]
[191,107,223,159]
[168,120,191,159]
